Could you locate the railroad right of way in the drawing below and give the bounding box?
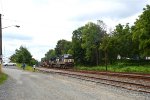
[36,67,150,94]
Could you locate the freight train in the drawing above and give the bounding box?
[41,54,74,68]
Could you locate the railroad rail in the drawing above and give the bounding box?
[37,67,150,93]
[67,69,150,79]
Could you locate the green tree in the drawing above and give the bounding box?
[100,34,110,68]
[81,22,105,65]
[44,49,56,60]
[72,27,86,65]
[133,5,150,56]
[30,58,38,66]
[71,21,106,65]
[55,39,72,56]
[10,46,33,65]
[112,23,133,59]
[100,32,119,65]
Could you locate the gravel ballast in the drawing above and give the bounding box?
[0,67,150,100]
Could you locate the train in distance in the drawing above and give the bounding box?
[41,54,74,69]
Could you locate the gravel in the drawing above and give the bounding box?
[0,67,150,100]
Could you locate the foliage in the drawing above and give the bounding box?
[72,27,86,65]
[81,22,105,65]
[41,39,72,62]
[30,58,38,66]
[10,46,37,65]
[55,39,72,56]
[133,5,150,56]
[44,49,56,60]
[72,21,106,65]
[42,5,150,68]
[0,73,8,85]
[75,65,150,74]
[17,63,35,72]
[112,23,133,58]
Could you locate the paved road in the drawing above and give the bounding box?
[0,66,149,100]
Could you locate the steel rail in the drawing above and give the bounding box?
[37,68,150,93]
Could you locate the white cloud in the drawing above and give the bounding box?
[0,0,149,61]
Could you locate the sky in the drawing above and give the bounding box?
[0,0,150,61]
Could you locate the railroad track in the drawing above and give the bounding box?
[37,68,150,93]
[68,70,150,80]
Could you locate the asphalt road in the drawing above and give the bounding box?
[0,66,149,100]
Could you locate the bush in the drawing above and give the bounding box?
[75,65,150,74]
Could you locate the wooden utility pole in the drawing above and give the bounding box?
[0,14,2,73]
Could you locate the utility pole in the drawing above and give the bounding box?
[0,14,2,73]
[0,14,20,73]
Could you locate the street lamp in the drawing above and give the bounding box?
[2,25,20,29]
[0,14,20,73]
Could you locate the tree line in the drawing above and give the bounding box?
[10,5,150,66]
[10,46,38,66]
[42,5,150,66]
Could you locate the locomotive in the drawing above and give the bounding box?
[41,54,74,68]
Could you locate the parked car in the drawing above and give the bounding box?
[3,62,17,66]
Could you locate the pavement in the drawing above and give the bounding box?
[0,66,149,100]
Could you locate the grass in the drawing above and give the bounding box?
[16,63,150,74]
[75,65,150,74]
[16,63,34,72]
[0,73,8,85]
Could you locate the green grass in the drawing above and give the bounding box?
[75,65,150,74]
[0,73,8,85]
[16,63,150,74]
[17,63,34,72]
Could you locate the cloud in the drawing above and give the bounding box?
[71,0,148,22]
[31,0,49,5]
[1,0,149,61]
[3,32,33,41]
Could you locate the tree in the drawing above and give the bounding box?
[81,22,105,65]
[112,23,133,59]
[44,49,56,60]
[30,58,38,66]
[100,34,110,70]
[72,27,86,65]
[99,23,139,66]
[133,5,150,56]
[100,32,119,66]
[10,46,33,65]
[71,21,106,65]
[55,39,72,56]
